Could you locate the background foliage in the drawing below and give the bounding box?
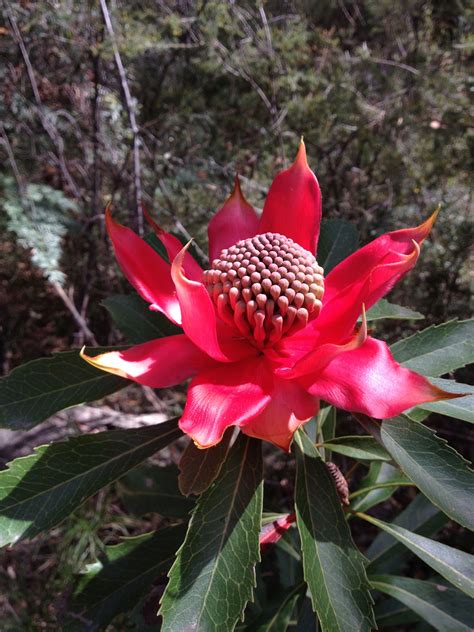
[0,0,472,629]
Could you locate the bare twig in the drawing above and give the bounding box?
[370,56,420,76]
[51,282,98,345]
[99,0,143,235]
[4,2,81,199]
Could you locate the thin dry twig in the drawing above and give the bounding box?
[99,0,144,235]
[4,2,81,199]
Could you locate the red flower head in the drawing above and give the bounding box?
[82,142,457,450]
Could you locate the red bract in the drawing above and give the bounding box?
[82,142,457,450]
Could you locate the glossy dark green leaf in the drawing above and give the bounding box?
[0,419,181,546]
[350,462,409,513]
[118,463,194,518]
[294,430,375,632]
[390,319,474,376]
[321,435,391,461]
[357,513,474,597]
[178,430,233,496]
[103,293,180,343]
[317,218,359,273]
[68,525,186,629]
[0,348,127,430]
[364,299,424,322]
[370,575,474,632]
[414,378,474,423]
[160,434,263,632]
[366,494,448,572]
[380,416,474,529]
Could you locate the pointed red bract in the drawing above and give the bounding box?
[143,205,203,281]
[208,177,259,261]
[323,211,438,310]
[80,335,216,388]
[258,140,322,253]
[180,357,273,448]
[105,207,182,325]
[301,336,457,418]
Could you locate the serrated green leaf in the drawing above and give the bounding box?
[370,575,474,632]
[178,430,233,496]
[363,299,424,322]
[160,434,264,632]
[366,494,448,572]
[414,378,474,423]
[0,348,127,430]
[0,419,181,546]
[294,430,375,632]
[317,218,359,273]
[103,294,181,344]
[390,319,474,376]
[118,463,194,518]
[321,435,391,461]
[68,525,186,630]
[350,462,410,513]
[380,416,474,529]
[356,513,474,597]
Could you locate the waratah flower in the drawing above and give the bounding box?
[82,141,457,450]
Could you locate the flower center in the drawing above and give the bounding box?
[203,232,324,346]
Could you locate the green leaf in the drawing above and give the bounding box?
[364,299,424,322]
[356,513,474,597]
[294,430,375,632]
[350,462,410,513]
[118,463,194,518]
[370,575,474,632]
[380,416,474,529]
[68,525,186,629]
[317,218,359,273]
[0,419,181,546]
[103,294,181,343]
[0,348,127,431]
[390,319,474,376]
[178,429,233,496]
[160,434,264,632]
[321,435,391,461]
[414,378,474,423]
[366,494,448,572]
